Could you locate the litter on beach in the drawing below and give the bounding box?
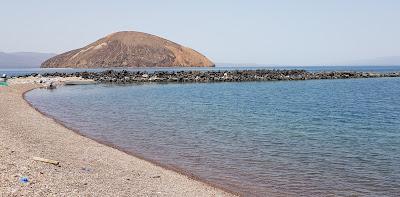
[19,177,29,184]
[32,156,60,165]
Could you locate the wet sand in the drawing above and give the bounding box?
[0,82,233,196]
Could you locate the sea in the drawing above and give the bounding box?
[18,66,400,196]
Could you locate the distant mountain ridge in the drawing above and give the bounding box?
[42,31,214,68]
[0,52,56,68]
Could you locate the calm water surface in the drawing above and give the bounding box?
[26,77,400,196]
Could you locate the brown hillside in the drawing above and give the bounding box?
[41,31,214,68]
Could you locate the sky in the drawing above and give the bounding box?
[1,0,400,66]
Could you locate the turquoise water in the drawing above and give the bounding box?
[26,77,400,196]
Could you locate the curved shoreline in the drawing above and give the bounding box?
[22,86,239,196]
[0,84,235,196]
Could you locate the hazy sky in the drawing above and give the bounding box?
[1,0,400,65]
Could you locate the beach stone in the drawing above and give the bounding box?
[33,69,400,85]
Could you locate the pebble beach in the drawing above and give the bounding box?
[0,79,233,196]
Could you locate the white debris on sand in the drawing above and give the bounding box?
[7,76,95,87]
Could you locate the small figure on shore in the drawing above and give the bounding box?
[0,74,7,82]
[48,82,56,89]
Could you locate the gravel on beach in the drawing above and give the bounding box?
[0,83,233,196]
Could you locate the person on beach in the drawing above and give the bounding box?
[0,74,7,82]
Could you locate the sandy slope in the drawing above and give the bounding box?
[0,83,233,196]
[41,31,214,68]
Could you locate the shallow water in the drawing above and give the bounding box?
[26,77,400,196]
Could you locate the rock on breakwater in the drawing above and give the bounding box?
[24,69,400,84]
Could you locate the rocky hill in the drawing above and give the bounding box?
[41,31,214,68]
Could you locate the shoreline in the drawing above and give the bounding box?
[22,87,239,196]
[0,83,235,196]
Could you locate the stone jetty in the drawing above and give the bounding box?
[21,69,400,84]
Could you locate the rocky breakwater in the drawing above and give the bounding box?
[37,69,400,84]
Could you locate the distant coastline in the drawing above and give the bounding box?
[0,52,56,68]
